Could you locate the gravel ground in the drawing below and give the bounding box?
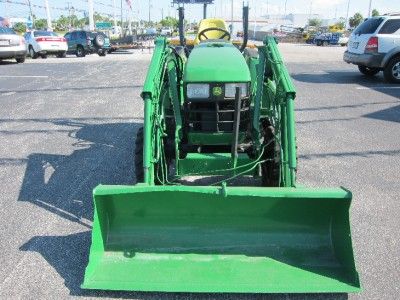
[0,44,399,299]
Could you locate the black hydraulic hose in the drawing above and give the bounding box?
[240,5,249,52]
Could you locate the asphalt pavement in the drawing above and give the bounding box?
[0,44,399,299]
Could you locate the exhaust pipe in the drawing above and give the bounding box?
[178,6,185,47]
[240,5,249,52]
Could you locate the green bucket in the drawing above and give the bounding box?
[82,185,360,293]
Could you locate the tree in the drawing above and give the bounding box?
[333,20,345,30]
[308,18,322,28]
[371,9,380,17]
[160,16,178,28]
[54,15,70,31]
[13,22,27,33]
[34,18,47,29]
[349,12,364,28]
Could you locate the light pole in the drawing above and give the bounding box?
[284,0,288,16]
[345,0,351,29]
[368,0,372,17]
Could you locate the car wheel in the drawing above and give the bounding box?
[322,41,328,46]
[16,57,25,63]
[76,45,85,57]
[57,51,66,58]
[358,65,380,76]
[383,56,400,83]
[29,46,38,59]
[316,40,322,46]
[41,54,47,59]
[98,49,107,56]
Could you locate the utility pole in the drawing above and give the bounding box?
[67,1,72,27]
[284,0,288,16]
[368,0,372,17]
[27,0,35,29]
[230,0,233,35]
[148,0,151,23]
[203,3,207,19]
[113,0,117,27]
[44,0,52,30]
[88,0,94,30]
[120,0,123,36]
[345,0,351,29]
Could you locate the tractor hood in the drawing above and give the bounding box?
[184,43,251,83]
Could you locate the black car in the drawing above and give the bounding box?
[64,30,111,57]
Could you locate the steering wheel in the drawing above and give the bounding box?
[198,27,231,41]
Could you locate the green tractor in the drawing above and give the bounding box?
[82,5,360,293]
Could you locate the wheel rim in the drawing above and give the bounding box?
[77,48,82,55]
[392,62,400,79]
[30,48,34,57]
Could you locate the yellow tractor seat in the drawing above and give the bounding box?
[194,18,231,45]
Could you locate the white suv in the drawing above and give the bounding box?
[344,14,400,83]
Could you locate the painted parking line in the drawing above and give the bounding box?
[356,86,400,90]
[0,75,49,78]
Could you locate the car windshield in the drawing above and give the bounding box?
[0,27,16,34]
[33,31,58,37]
[353,17,384,35]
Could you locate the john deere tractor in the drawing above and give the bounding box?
[82,5,360,293]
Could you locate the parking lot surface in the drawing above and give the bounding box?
[0,44,399,299]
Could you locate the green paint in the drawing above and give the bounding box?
[82,185,360,293]
[188,132,245,145]
[177,153,253,176]
[184,42,251,83]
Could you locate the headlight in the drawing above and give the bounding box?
[225,83,248,98]
[187,84,210,99]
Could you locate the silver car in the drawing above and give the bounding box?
[0,27,27,63]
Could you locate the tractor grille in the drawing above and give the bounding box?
[184,96,250,133]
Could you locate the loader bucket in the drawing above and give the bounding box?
[82,185,360,293]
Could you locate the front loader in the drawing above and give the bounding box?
[82,5,360,293]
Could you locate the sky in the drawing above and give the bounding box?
[1,0,399,22]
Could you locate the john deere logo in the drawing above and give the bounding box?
[212,86,223,97]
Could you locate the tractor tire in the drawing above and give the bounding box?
[358,65,380,76]
[134,127,144,183]
[383,56,400,83]
[261,120,280,187]
[41,54,48,59]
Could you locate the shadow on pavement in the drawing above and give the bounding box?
[292,70,400,123]
[300,149,400,160]
[363,104,400,123]
[18,120,141,226]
